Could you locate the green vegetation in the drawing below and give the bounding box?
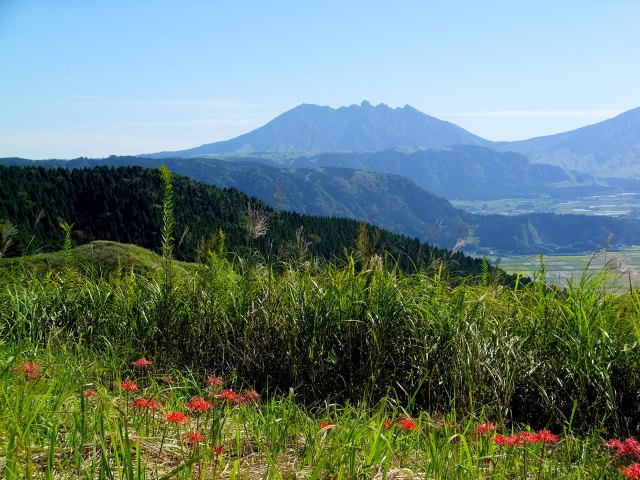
[5,157,640,256]
[0,164,507,281]
[2,165,640,478]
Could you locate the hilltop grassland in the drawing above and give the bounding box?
[2,242,640,478]
[2,167,640,478]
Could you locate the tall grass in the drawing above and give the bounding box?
[1,246,639,435]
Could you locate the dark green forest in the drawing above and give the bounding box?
[0,165,504,280]
[3,156,639,254]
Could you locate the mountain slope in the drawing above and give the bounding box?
[0,164,495,279]
[295,145,585,199]
[0,156,469,249]
[496,107,640,178]
[4,158,640,255]
[143,101,491,157]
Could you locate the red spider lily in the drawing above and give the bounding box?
[212,445,224,455]
[241,389,261,404]
[492,433,527,447]
[605,438,640,459]
[167,411,189,424]
[493,430,559,447]
[492,434,509,446]
[13,362,40,380]
[216,389,238,402]
[120,380,138,392]
[206,376,223,387]
[133,398,159,410]
[476,422,497,435]
[621,463,640,479]
[83,389,97,398]
[132,358,152,367]
[186,431,204,446]
[399,417,417,430]
[383,419,393,429]
[534,430,559,444]
[186,397,212,413]
[320,422,335,429]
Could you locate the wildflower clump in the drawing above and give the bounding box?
[167,411,189,424]
[186,431,204,446]
[132,357,152,368]
[120,379,138,392]
[206,376,223,387]
[133,398,159,410]
[399,417,417,430]
[186,396,212,413]
[492,430,559,446]
[621,463,640,479]
[605,438,640,459]
[13,362,40,380]
[83,388,97,398]
[476,422,497,435]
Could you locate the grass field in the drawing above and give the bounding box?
[3,171,640,478]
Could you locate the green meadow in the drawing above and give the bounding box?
[2,169,640,478]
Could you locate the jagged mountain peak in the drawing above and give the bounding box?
[142,101,491,158]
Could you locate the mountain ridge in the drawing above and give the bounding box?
[140,101,640,179]
[142,101,492,158]
[497,107,640,177]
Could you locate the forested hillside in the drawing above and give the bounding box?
[0,165,501,280]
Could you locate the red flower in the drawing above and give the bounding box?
[241,389,261,404]
[605,438,640,459]
[492,434,509,446]
[476,422,497,435]
[133,398,159,410]
[621,463,640,479]
[167,411,188,424]
[212,445,224,455]
[120,380,138,392]
[216,389,238,402]
[399,417,417,430]
[320,422,335,429]
[186,397,212,413]
[533,430,559,444]
[13,362,40,380]
[206,376,223,387]
[83,389,97,398]
[492,430,558,447]
[383,419,393,429]
[605,439,624,450]
[186,431,204,446]
[518,431,537,444]
[132,358,152,367]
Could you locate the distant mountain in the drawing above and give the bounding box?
[497,107,640,178]
[142,101,491,157]
[293,145,589,199]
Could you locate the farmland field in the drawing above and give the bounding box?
[452,192,640,217]
[493,246,640,290]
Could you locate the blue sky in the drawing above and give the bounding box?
[1,0,639,158]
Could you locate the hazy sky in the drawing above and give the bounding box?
[1,1,639,158]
